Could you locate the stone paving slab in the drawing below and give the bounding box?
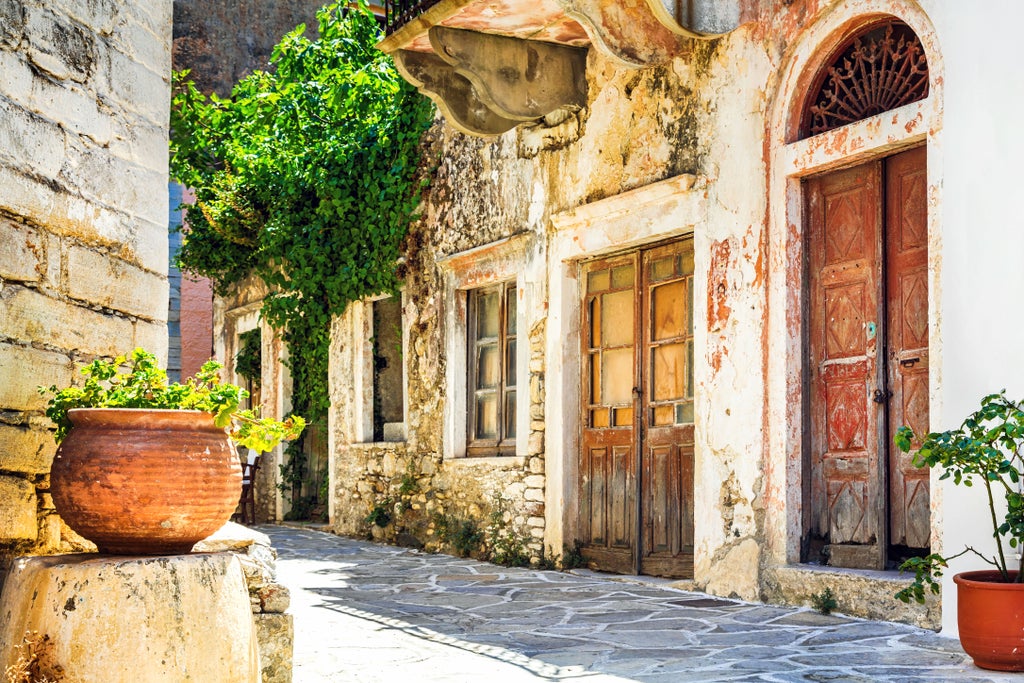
[262,524,1016,682]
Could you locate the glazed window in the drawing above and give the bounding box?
[467,282,517,456]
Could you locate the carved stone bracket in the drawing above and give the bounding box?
[395,49,520,136]
[558,0,687,66]
[429,26,587,121]
[387,0,741,135]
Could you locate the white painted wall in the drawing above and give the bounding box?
[929,1,1024,634]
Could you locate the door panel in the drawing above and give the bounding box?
[579,240,695,579]
[886,146,930,551]
[807,162,884,569]
[805,147,930,570]
[640,241,695,578]
[580,254,638,574]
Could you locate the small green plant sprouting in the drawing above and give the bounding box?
[39,348,304,452]
[560,540,586,570]
[487,493,531,567]
[366,499,394,528]
[398,461,420,497]
[893,392,1024,604]
[434,513,484,558]
[811,587,839,615]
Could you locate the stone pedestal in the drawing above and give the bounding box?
[0,552,259,682]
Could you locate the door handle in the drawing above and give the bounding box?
[900,357,920,367]
[872,388,892,404]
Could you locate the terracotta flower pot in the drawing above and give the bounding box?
[50,408,242,555]
[954,570,1024,671]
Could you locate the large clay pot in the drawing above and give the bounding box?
[50,408,242,555]
[954,570,1024,671]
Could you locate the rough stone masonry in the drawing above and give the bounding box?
[0,0,172,584]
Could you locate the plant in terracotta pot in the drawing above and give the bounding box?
[894,390,1024,671]
[39,348,304,555]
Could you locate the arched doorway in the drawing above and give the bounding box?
[766,8,943,574]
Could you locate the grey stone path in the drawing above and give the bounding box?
[262,525,1014,682]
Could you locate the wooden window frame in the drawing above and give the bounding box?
[466,281,517,456]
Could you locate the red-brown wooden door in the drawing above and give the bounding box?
[579,240,695,579]
[806,147,929,569]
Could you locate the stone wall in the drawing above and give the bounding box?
[0,0,172,581]
[172,0,326,98]
[329,188,550,561]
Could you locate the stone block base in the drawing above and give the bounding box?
[0,552,259,682]
[256,612,293,683]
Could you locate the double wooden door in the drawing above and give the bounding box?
[578,240,695,579]
[805,146,930,569]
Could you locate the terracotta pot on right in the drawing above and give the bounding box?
[954,570,1024,671]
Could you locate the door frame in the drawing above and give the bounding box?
[545,174,704,580]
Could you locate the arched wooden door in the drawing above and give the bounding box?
[805,146,930,569]
[578,239,695,579]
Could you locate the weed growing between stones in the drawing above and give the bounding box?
[811,587,838,615]
[486,492,531,567]
[433,514,484,558]
[365,499,394,529]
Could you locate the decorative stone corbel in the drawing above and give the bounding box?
[428,26,587,122]
[395,50,520,137]
[557,0,739,66]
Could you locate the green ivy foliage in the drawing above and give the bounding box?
[169,2,434,421]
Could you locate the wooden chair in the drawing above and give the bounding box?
[234,449,260,526]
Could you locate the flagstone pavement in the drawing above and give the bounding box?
[261,524,1016,683]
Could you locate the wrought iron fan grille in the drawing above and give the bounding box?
[801,21,929,139]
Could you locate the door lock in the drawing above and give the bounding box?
[872,388,892,404]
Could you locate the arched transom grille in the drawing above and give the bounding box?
[802,20,929,139]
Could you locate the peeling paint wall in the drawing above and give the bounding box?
[331,0,1019,629]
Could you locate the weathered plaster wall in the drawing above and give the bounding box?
[333,0,1006,630]
[0,0,171,578]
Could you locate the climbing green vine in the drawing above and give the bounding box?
[169,2,434,427]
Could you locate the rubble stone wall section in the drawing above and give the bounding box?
[0,0,172,580]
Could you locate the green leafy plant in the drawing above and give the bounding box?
[39,348,304,453]
[560,540,586,570]
[234,328,262,388]
[434,513,484,558]
[894,391,1024,604]
[365,499,394,528]
[487,492,531,567]
[169,1,435,430]
[811,587,839,615]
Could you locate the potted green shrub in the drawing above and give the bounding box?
[39,348,304,555]
[894,391,1024,671]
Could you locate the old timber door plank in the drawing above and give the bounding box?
[640,241,695,579]
[886,146,930,550]
[807,161,885,570]
[580,254,639,574]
